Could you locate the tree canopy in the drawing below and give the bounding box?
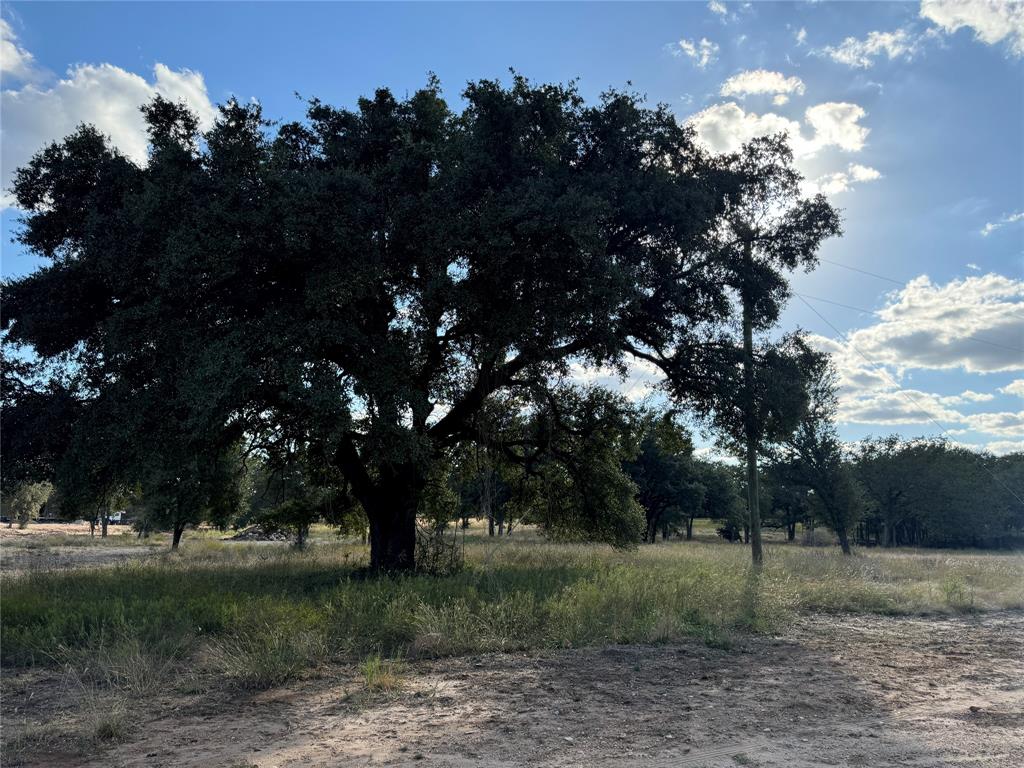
[5,76,782,568]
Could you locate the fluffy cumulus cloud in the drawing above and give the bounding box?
[942,390,995,404]
[672,37,719,69]
[1001,379,1024,398]
[805,162,882,196]
[719,69,806,100]
[1,24,217,207]
[0,18,39,82]
[984,440,1024,456]
[708,0,728,16]
[845,274,1024,374]
[961,409,1024,437]
[981,210,1024,236]
[804,103,870,152]
[822,28,919,68]
[821,1,1024,68]
[806,273,1024,451]
[921,0,1024,57]
[689,100,869,158]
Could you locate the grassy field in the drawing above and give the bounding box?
[3,524,1022,691]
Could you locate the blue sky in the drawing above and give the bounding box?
[1,1,1022,455]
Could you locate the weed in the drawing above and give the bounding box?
[205,618,326,690]
[359,654,406,695]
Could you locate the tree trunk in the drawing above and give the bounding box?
[364,466,423,571]
[101,513,109,538]
[171,522,185,550]
[685,516,694,541]
[335,439,424,571]
[837,525,852,555]
[741,246,764,569]
[296,524,308,550]
[787,522,796,542]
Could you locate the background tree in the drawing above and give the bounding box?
[854,436,940,547]
[778,354,863,554]
[854,437,1023,549]
[495,387,646,547]
[694,460,745,541]
[3,78,749,570]
[2,481,54,529]
[624,411,702,542]
[762,459,813,542]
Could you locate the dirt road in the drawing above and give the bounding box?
[9,610,1019,768]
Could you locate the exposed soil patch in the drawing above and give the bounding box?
[4,611,1022,767]
[0,544,165,574]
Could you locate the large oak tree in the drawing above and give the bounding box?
[3,77,793,569]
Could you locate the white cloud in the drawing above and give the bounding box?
[708,0,728,16]
[689,101,869,157]
[967,262,981,271]
[939,389,995,404]
[566,356,664,402]
[822,28,919,68]
[808,274,1023,446]
[1000,379,1024,398]
[805,162,882,196]
[826,383,1020,444]
[981,210,1024,236]
[0,18,39,82]
[837,388,965,426]
[921,0,1024,57]
[806,333,895,397]
[846,274,1024,374]
[961,409,1024,437]
[719,69,806,99]
[796,27,808,46]
[689,102,801,155]
[2,59,217,207]
[673,37,719,69]
[804,102,870,152]
[984,439,1024,455]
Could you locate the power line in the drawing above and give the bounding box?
[817,257,906,286]
[795,293,1024,355]
[795,293,1024,507]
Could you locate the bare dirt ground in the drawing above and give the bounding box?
[0,544,166,574]
[5,611,1022,768]
[0,523,164,573]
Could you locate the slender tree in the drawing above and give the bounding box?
[692,136,841,567]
